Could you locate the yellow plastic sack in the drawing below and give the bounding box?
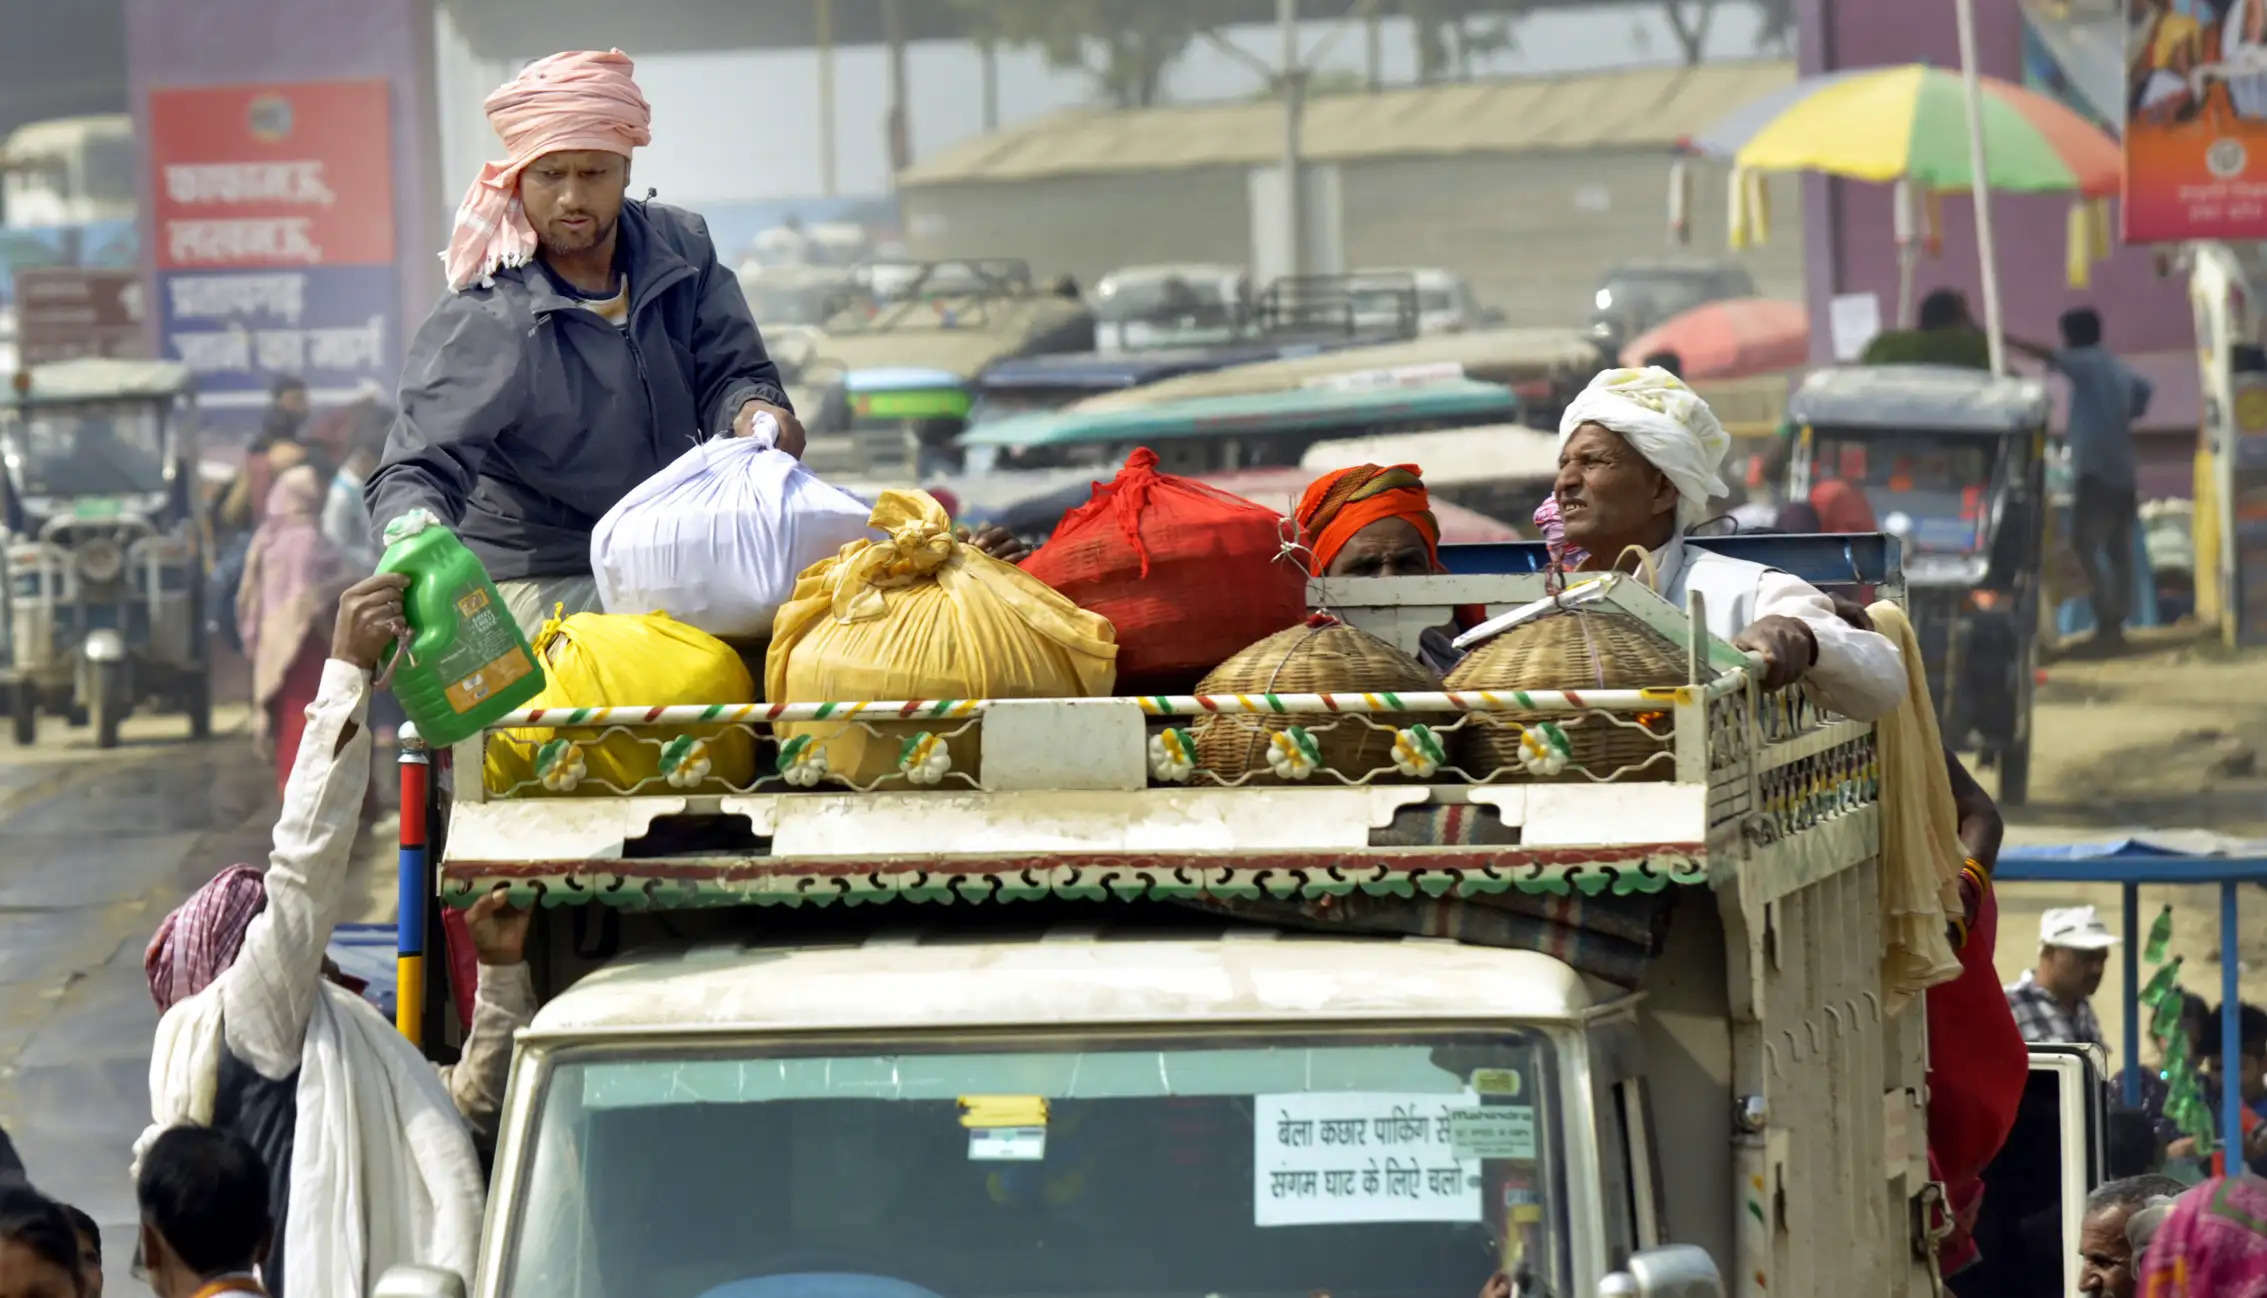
[766,490,1117,785]
[483,609,758,797]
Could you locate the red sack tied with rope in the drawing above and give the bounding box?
[1022,447,1306,693]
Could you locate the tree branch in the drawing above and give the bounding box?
[1202,26,1284,86]
[1662,0,1716,64]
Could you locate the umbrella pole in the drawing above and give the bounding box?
[1898,244,1918,328]
[1955,0,2008,375]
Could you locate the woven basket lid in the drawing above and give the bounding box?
[1444,599,1688,694]
[1199,614,1443,697]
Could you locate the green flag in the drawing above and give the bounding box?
[2145,903,2175,964]
[2144,956,2187,1007]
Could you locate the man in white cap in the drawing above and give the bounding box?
[367,49,803,635]
[1552,365,1907,719]
[2004,905,2118,1045]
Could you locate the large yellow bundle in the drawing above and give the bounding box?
[483,609,758,797]
[766,490,1116,786]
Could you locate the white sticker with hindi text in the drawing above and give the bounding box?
[1253,1091,1483,1227]
[968,1127,1046,1161]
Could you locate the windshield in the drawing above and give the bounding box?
[1096,276,1241,325]
[502,1030,1565,1298]
[869,265,995,303]
[1592,272,1719,324]
[1807,432,1998,553]
[746,283,841,327]
[1350,286,1416,318]
[9,399,168,497]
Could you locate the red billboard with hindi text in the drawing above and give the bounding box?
[146,79,395,270]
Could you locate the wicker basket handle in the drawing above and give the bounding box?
[1608,544,1662,593]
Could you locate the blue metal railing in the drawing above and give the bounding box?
[1996,844,2267,1164]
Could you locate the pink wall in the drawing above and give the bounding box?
[1796,0,2194,363]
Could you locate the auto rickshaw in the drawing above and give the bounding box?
[0,358,211,748]
[1783,363,2049,803]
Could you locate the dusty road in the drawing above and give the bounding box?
[0,700,394,1290]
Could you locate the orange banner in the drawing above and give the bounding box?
[2124,0,2267,241]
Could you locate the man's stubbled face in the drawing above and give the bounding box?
[519,150,629,259]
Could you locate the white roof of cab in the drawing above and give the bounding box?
[1,114,130,164]
[18,358,192,403]
[1786,364,2049,433]
[1354,266,1464,289]
[526,930,1603,1042]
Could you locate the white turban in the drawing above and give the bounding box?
[1557,366,1731,531]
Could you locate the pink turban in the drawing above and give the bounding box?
[144,865,267,1011]
[442,49,654,293]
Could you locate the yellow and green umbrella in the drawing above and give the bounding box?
[1689,63,2120,196]
[1686,63,2121,292]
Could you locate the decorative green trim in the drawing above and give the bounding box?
[438,855,1711,912]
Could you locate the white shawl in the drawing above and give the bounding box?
[136,979,486,1296]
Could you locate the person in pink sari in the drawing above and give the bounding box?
[236,465,349,795]
[2136,1175,2267,1297]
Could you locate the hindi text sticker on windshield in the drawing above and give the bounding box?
[1447,1107,1537,1161]
[1253,1092,1482,1228]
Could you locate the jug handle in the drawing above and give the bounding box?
[373,637,413,692]
[368,560,429,692]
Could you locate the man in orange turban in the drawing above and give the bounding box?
[1296,463,1447,578]
[1298,464,1482,669]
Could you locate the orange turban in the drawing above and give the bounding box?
[1296,464,1442,572]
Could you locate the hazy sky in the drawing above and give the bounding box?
[631,8,1773,203]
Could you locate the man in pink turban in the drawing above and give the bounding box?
[367,49,804,636]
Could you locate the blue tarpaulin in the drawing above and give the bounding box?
[328,922,397,1022]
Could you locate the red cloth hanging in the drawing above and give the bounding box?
[1926,885,2029,1209]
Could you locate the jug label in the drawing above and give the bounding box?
[444,645,534,713]
[431,584,535,715]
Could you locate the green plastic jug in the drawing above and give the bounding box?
[375,510,547,748]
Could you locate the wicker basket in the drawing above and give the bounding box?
[1444,601,1687,783]
[1192,615,1444,784]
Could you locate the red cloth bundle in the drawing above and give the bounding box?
[1023,448,1306,692]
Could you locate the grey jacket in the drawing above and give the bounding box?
[366,200,791,581]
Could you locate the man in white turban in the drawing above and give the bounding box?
[1554,366,1906,720]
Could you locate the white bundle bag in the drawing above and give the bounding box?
[592,415,876,640]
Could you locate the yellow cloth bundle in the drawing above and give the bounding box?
[483,609,757,796]
[1864,600,1966,1012]
[766,489,1117,786]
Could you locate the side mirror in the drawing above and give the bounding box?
[1596,1244,1724,1298]
[372,1265,467,1298]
